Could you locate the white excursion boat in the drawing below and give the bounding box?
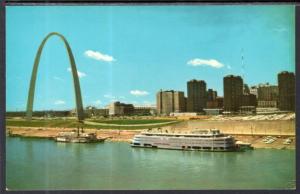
[131,129,248,152]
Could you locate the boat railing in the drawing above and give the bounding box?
[140,132,226,138]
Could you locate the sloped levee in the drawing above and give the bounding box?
[168,120,295,136]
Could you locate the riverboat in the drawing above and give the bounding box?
[55,131,104,143]
[131,129,248,152]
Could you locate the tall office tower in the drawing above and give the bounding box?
[249,86,258,97]
[184,97,187,112]
[278,71,295,111]
[257,83,278,101]
[243,84,250,94]
[213,90,218,100]
[206,89,218,109]
[223,75,243,112]
[242,94,257,107]
[156,90,185,115]
[216,97,224,108]
[207,89,217,101]
[187,79,207,112]
[256,83,278,108]
[174,91,186,113]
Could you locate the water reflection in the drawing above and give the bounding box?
[25,141,33,161]
[6,137,295,190]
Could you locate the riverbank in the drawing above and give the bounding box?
[6,126,295,149]
[6,126,139,142]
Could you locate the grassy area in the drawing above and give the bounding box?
[6,119,79,128]
[6,119,181,130]
[87,119,174,125]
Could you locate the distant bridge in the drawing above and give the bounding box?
[26,32,84,121]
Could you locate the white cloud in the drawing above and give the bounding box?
[273,27,287,32]
[67,68,86,78]
[54,100,65,105]
[84,50,116,62]
[130,90,149,96]
[94,100,102,105]
[77,71,86,78]
[104,94,115,99]
[187,58,224,68]
[53,76,64,81]
[104,94,127,102]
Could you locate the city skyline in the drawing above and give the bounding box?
[7,5,295,111]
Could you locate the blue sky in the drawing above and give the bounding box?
[6,5,295,111]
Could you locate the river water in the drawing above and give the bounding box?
[6,137,295,190]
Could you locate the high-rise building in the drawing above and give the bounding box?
[187,79,207,112]
[242,94,257,107]
[206,89,219,108]
[213,91,217,99]
[255,83,278,108]
[156,90,186,115]
[249,86,258,97]
[278,71,295,111]
[243,84,250,94]
[257,83,278,101]
[174,91,186,113]
[207,89,217,101]
[216,97,224,108]
[223,75,243,112]
[184,97,187,111]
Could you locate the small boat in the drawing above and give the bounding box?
[55,131,104,143]
[235,141,253,150]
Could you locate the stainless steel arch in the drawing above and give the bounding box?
[26,32,84,121]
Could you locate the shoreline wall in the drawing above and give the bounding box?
[167,120,295,136]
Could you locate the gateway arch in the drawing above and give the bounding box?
[26,32,84,121]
